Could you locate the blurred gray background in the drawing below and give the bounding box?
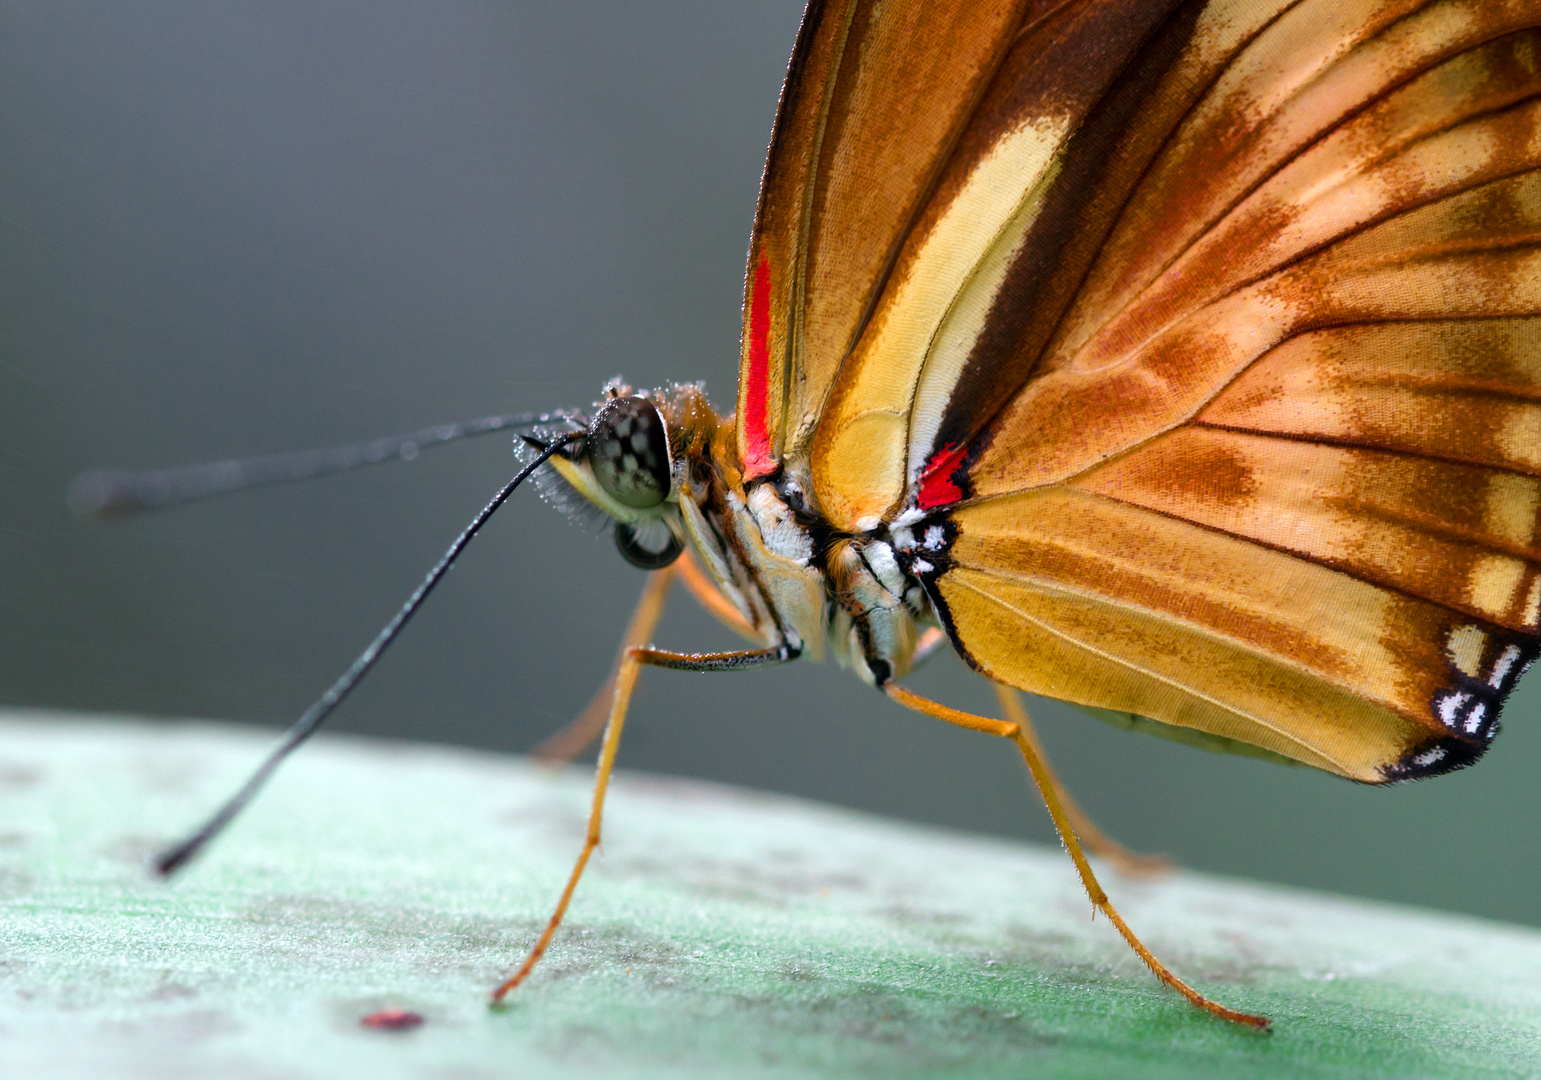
[3,1,1538,927]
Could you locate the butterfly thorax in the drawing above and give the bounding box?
[543,382,937,686]
[674,387,938,685]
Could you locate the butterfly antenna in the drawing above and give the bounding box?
[68,411,581,518]
[153,430,585,877]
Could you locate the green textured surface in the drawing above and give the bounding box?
[1,711,1539,1078]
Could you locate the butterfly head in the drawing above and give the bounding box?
[525,381,713,570]
[587,393,672,511]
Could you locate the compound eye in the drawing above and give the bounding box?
[587,396,671,509]
[614,519,683,569]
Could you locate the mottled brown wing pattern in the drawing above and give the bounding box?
[740,0,1541,780]
[910,0,1541,780]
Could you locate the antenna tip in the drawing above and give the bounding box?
[66,470,169,518]
[152,839,198,878]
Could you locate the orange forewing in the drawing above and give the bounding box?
[739,0,1541,779]
[919,2,1541,778]
[736,0,1040,481]
[807,0,1222,529]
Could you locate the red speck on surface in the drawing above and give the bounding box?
[917,442,967,509]
[360,1008,424,1031]
[742,251,778,479]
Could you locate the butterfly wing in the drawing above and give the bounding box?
[741,0,1541,781]
[736,0,1047,480]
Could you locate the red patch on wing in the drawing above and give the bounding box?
[917,442,968,509]
[742,252,778,479]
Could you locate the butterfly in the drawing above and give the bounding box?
[81,0,1541,1031]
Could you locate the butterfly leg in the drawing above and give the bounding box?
[675,546,762,640]
[991,683,1172,878]
[532,551,760,764]
[910,626,950,666]
[884,683,1268,1031]
[493,639,798,1003]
